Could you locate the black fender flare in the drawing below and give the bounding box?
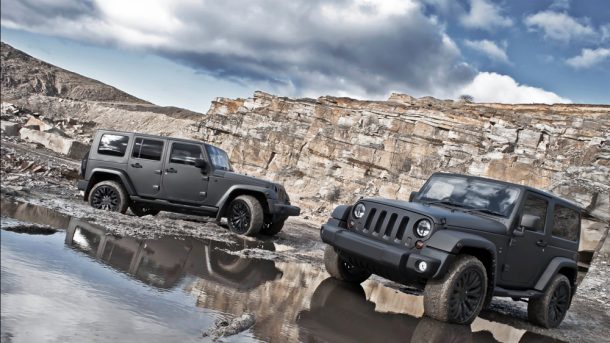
[330,205,352,221]
[425,230,498,285]
[215,185,272,220]
[87,168,137,196]
[534,257,577,292]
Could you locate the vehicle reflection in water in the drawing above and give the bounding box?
[64,218,283,291]
[297,279,568,343]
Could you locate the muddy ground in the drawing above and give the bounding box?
[1,138,609,343]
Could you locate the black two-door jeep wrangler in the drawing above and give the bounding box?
[321,173,581,327]
[77,130,300,236]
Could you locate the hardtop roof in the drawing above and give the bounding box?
[430,172,582,211]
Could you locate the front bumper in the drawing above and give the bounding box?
[271,203,301,217]
[76,180,88,191]
[321,221,451,280]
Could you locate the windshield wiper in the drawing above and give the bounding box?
[463,207,505,217]
[425,200,467,208]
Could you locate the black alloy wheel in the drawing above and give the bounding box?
[91,185,120,211]
[548,281,570,326]
[229,200,251,234]
[448,267,485,323]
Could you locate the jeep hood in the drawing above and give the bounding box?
[216,171,274,188]
[364,198,508,234]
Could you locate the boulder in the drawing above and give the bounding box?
[1,120,21,136]
[19,128,89,159]
[25,116,54,131]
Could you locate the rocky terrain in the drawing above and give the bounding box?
[1,41,609,342]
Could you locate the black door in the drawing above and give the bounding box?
[501,192,553,288]
[162,141,210,204]
[127,137,166,197]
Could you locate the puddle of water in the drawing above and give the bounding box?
[1,199,567,343]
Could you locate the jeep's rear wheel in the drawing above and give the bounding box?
[323,245,371,284]
[130,203,160,217]
[527,274,571,328]
[424,255,487,325]
[261,217,287,236]
[227,195,264,236]
[89,180,129,214]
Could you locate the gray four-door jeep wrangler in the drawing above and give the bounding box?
[77,130,300,236]
[321,173,581,328]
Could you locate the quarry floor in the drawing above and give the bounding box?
[1,138,609,343]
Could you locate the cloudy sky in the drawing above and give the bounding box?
[1,0,609,111]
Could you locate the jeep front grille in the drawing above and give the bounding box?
[352,201,419,248]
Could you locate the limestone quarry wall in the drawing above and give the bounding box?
[198,91,610,223]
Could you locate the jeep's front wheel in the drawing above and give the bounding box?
[88,180,129,214]
[527,274,571,328]
[227,195,264,236]
[324,245,371,284]
[424,255,487,325]
[261,217,287,236]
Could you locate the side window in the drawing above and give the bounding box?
[552,205,579,241]
[169,143,203,166]
[98,134,129,157]
[521,194,548,232]
[132,138,164,161]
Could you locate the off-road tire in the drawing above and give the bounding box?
[527,274,571,328]
[227,195,264,236]
[88,180,129,214]
[424,255,487,325]
[130,203,160,217]
[261,217,287,236]
[324,245,371,284]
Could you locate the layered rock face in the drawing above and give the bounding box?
[200,91,610,222]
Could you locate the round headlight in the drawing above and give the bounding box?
[353,203,366,218]
[415,219,432,237]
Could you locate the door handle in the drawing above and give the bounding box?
[131,163,142,168]
[536,240,548,247]
[166,168,177,173]
[153,170,162,175]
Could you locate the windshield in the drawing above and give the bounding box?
[205,145,233,171]
[417,175,521,217]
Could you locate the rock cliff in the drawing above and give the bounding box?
[201,91,610,223]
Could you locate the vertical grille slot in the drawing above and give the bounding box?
[394,217,409,241]
[383,213,398,238]
[373,211,387,234]
[364,208,377,231]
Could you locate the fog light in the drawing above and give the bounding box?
[417,261,428,272]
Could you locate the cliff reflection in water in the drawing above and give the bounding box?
[65,218,282,291]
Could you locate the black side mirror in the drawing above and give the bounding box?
[194,158,208,171]
[409,191,419,202]
[515,214,540,236]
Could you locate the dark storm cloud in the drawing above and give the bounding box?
[1,0,477,98]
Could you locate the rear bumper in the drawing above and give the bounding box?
[321,221,450,280]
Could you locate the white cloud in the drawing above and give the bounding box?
[459,0,512,31]
[0,0,476,100]
[464,39,510,64]
[566,48,610,69]
[457,72,571,104]
[601,24,610,41]
[524,11,596,42]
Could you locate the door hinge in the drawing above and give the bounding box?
[502,264,510,273]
